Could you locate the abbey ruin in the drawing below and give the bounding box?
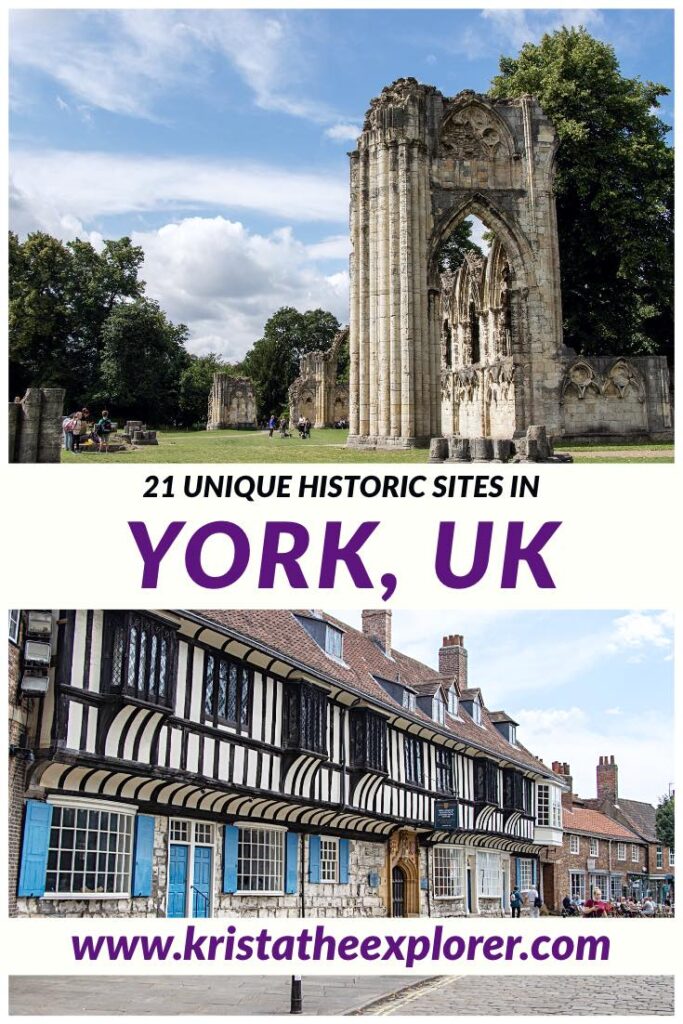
[288,327,350,427]
[346,79,672,450]
[206,374,257,431]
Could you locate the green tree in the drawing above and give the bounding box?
[9,231,145,405]
[655,794,674,851]
[178,353,237,428]
[241,306,341,419]
[489,27,673,360]
[98,299,190,425]
[436,219,484,273]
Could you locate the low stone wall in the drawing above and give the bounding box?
[8,388,65,463]
[559,355,672,442]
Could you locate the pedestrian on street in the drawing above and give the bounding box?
[510,886,522,918]
[525,883,542,918]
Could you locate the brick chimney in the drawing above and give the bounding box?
[438,634,467,689]
[596,755,618,805]
[552,761,574,810]
[361,610,392,654]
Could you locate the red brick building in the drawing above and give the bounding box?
[583,756,675,904]
[541,762,646,911]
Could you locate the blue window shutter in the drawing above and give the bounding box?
[18,800,53,898]
[339,839,350,884]
[132,815,155,897]
[285,832,299,894]
[309,836,321,883]
[223,824,239,893]
[515,858,520,887]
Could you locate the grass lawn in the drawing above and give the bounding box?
[61,429,674,464]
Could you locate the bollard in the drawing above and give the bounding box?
[290,976,303,1014]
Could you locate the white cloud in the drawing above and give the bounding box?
[516,706,673,804]
[325,123,362,142]
[608,611,673,651]
[10,149,348,232]
[306,235,351,261]
[11,10,199,120]
[131,216,349,360]
[10,9,353,131]
[442,9,605,60]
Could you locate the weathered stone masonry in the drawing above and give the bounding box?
[207,375,257,430]
[347,79,672,449]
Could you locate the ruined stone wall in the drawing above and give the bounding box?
[559,355,672,442]
[9,388,65,462]
[348,80,563,448]
[289,328,350,427]
[348,78,673,447]
[206,375,257,430]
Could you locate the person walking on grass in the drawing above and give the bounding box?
[72,411,83,453]
[268,414,277,438]
[96,409,113,453]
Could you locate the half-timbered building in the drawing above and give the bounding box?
[11,609,565,918]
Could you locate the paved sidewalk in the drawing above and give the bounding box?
[9,976,424,1016]
[355,976,675,1016]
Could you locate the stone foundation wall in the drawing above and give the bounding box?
[8,388,65,462]
[16,819,388,919]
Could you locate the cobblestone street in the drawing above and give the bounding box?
[355,976,675,1016]
[9,975,674,1016]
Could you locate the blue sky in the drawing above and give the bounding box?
[338,609,674,805]
[10,8,674,359]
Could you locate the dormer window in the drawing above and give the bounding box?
[508,725,516,744]
[471,701,481,725]
[295,614,344,661]
[402,689,416,711]
[433,697,445,725]
[447,688,458,716]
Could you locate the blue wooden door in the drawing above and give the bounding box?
[168,844,189,918]
[192,846,212,918]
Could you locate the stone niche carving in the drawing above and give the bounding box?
[347,78,673,448]
[288,327,349,427]
[207,375,257,430]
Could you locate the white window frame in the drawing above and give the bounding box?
[477,851,502,898]
[167,817,215,917]
[236,824,285,895]
[319,837,339,884]
[589,838,599,857]
[617,843,626,862]
[656,846,663,868]
[471,701,482,725]
[537,784,561,827]
[631,844,640,863]
[517,858,534,891]
[432,846,465,899]
[610,874,623,901]
[447,689,458,717]
[9,610,20,644]
[569,871,586,902]
[669,848,675,867]
[433,697,445,725]
[569,834,580,855]
[44,797,136,900]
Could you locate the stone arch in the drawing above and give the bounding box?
[347,80,565,448]
[428,193,537,293]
